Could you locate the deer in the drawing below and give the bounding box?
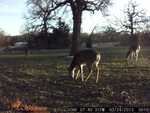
[68,48,101,83]
[126,44,140,62]
[126,34,141,62]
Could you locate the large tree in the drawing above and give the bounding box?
[55,0,112,55]
[26,0,112,55]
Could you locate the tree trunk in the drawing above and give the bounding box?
[42,18,49,48]
[43,18,48,37]
[70,11,82,56]
[130,16,134,38]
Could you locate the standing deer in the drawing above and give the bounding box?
[126,34,141,62]
[126,44,140,62]
[68,48,101,83]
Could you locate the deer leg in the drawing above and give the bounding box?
[85,65,93,82]
[127,52,132,64]
[135,52,139,62]
[130,52,134,63]
[80,64,84,82]
[96,64,100,83]
[133,52,137,64]
[72,68,76,79]
[75,69,80,80]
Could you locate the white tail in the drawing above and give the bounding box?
[126,45,141,62]
[68,48,101,83]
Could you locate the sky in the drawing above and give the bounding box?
[0,0,150,36]
[0,0,27,35]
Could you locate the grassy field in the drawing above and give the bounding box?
[0,47,150,112]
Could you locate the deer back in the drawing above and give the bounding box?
[69,48,98,71]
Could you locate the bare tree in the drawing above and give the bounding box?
[57,0,112,55]
[122,1,147,38]
[26,0,56,37]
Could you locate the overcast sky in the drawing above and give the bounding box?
[0,0,150,36]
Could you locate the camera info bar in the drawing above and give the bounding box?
[64,106,150,113]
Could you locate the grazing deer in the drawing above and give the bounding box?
[68,48,101,83]
[126,44,140,62]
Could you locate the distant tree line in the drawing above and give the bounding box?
[0,29,150,49]
[80,30,150,47]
